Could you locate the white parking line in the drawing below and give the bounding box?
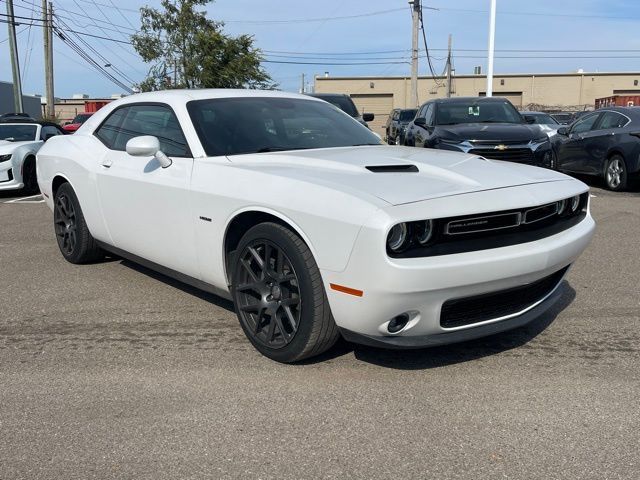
[3,194,45,204]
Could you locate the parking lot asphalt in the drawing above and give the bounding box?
[1,183,639,480]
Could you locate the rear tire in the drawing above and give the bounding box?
[21,156,40,195]
[53,183,104,264]
[231,222,339,363]
[604,155,627,191]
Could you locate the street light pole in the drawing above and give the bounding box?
[486,0,497,97]
[410,0,420,108]
[6,0,24,112]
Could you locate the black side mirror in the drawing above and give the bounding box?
[557,127,568,136]
[524,115,536,124]
[363,113,374,122]
[413,117,426,127]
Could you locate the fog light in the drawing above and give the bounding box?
[387,313,410,333]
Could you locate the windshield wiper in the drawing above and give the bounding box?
[351,143,382,146]
[1,137,15,142]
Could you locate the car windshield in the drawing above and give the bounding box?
[436,101,524,125]
[399,109,417,121]
[72,113,92,124]
[0,124,38,141]
[312,95,359,117]
[187,97,382,156]
[529,113,559,125]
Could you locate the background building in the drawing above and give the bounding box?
[0,81,42,119]
[315,71,640,137]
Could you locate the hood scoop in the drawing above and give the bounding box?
[366,164,419,173]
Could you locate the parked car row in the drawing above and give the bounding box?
[388,97,639,191]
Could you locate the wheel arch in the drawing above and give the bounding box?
[222,208,318,286]
[51,174,72,197]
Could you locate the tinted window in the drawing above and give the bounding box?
[598,112,628,129]
[41,125,62,140]
[95,104,189,157]
[187,97,381,157]
[528,113,558,125]
[436,100,523,125]
[0,124,38,141]
[399,109,417,121]
[571,114,600,134]
[416,104,428,120]
[424,104,434,126]
[311,95,358,117]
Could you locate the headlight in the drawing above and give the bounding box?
[0,154,11,162]
[533,136,549,144]
[557,199,567,215]
[570,195,580,212]
[416,220,434,245]
[387,220,436,253]
[440,138,462,144]
[387,223,409,252]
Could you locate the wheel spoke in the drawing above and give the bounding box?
[240,258,259,283]
[248,246,264,270]
[281,296,299,307]
[265,314,276,341]
[274,314,290,341]
[276,248,285,275]
[283,305,298,332]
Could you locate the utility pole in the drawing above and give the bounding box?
[42,0,55,118]
[6,0,24,112]
[486,0,497,97]
[409,0,420,108]
[300,73,305,94]
[446,34,453,98]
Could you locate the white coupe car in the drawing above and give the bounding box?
[37,90,595,362]
[0,119,66,194]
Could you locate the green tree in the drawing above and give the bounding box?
[132,0,274,91]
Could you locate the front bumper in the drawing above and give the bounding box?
[321,187,594,348]
[0,158,23,191]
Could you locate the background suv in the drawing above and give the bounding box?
[404,97,552,167]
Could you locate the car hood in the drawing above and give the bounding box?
[227,145,569,206]
[436,123,544,142]
[0,140,40,153]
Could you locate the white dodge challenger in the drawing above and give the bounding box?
[37,90,595,362]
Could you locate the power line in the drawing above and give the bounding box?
[223,7,407,24]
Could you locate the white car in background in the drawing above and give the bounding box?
[0,119,66,194]
[37,90,595,363]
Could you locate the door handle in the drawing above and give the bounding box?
[101,158,113,168]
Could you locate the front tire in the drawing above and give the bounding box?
[231,222,339,363]
[604,155,627,191]
[21,156,40,195]
[53,183,104,264]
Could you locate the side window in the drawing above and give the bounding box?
[598,112,628,130]
[95,104,190,157]
[571,114,600,134]
[40,125,62,140]
[416,104,428,120]
[424,104,434,126]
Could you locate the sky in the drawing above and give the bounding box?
[2,0,640,98]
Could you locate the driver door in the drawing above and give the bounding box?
[555,112,601,173]
[94,103,199,277]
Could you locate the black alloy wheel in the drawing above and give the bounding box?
[231,222,340,362]
[53,183,104,263]
[54,191,78,257]
[235,239,301,349]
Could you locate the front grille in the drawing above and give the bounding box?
[469,147,534,163]
[440,267,568,328]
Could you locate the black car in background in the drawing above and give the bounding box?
[385,108,417,145]
[551,107,640,191]
[404,97,552,166]
[306,93,374,128]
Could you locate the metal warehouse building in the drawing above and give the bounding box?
[314,72,640,137]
